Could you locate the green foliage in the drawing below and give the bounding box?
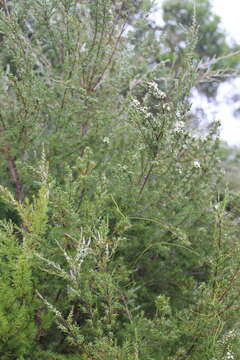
[0,0,239,359]
[0,221,36,359]
[161,0,240,96]
[162,0,227,58]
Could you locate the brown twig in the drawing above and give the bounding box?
[6,153,23,201]
[90,21,127,91]
[0,115,23,201]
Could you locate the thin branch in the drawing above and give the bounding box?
[6,153,23,201]
[91,21,127,91]
[138,162,155,197]
[0,114,23,201]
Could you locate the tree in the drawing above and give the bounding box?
[0,1,240,359]
[161,0,240,95]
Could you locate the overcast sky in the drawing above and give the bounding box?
[209,1,240,145]
[153,0,240,146]
[212,0,240,43]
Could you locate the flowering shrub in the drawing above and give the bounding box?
[0,1,239,359]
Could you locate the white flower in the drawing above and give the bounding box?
[140,106,153,119]
[162,103,171,111]
[132,98,140,107]
[81,43,87,52]
[214,203,220,210]
[193,160,201,168]
[175,121,185,131]
[147,81,167,99]
[226,351,234,360]
[103,137,110,144]
[159,91,167,100]
[148,81,158,91]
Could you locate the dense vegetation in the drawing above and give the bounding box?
[0,0,240,359]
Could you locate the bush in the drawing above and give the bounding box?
[0,1,239,359]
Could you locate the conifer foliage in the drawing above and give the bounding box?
[0,1,240,359]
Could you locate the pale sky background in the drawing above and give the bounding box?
[208,0,240,146]
[153,0,240,146]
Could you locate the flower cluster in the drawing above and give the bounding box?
[212,329,239,360]
[193,160,201,168]
[174,121,185,132]
[147,81,167,100]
